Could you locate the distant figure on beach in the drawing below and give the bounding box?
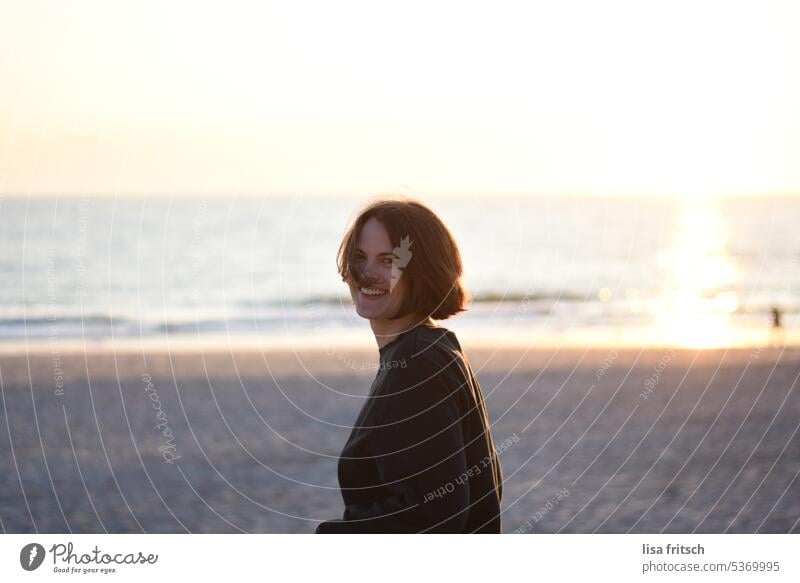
[315,198,503,533]
[769,305,785,347]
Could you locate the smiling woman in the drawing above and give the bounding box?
[336,197,469,346]
[316,197,502,533]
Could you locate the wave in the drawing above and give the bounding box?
[240,290,596,308]
[0,298,796,341]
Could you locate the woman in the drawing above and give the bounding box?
[315,198,502,533]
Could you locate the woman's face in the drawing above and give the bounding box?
[347,217,407,321]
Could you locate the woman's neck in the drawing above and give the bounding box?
[370,314,432,349]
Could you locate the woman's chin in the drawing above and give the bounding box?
[355,301,394,320]
[355,306,383,320]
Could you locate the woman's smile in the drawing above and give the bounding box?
[359,286,388,299]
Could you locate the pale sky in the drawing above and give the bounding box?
[1,0,799,197]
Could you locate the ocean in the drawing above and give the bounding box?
[1,194,798,348]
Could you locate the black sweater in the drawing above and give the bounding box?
[315,322,502,533]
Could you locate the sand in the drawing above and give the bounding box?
[1,344,799,533]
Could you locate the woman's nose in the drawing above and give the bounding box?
[361,260,382,281]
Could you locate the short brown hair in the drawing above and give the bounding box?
[337,197,470,320]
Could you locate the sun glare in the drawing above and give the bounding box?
[655,196,740,348]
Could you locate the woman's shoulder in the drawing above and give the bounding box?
[381,322,462,365]
[377,323,467,396]
[413,323,463,365]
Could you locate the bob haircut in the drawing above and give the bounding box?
[337,197,470,321]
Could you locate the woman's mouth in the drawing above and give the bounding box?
[360,286,388,298]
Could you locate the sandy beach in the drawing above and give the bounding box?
[1,343,798,533]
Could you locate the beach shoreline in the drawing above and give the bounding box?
[1,341,798,383]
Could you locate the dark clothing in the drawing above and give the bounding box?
[315,322,502,533]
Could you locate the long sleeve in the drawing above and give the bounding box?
[316,360,470,533]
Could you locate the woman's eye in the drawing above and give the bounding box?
[352,255,396,266]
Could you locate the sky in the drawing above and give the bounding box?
[1,0,799,197]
